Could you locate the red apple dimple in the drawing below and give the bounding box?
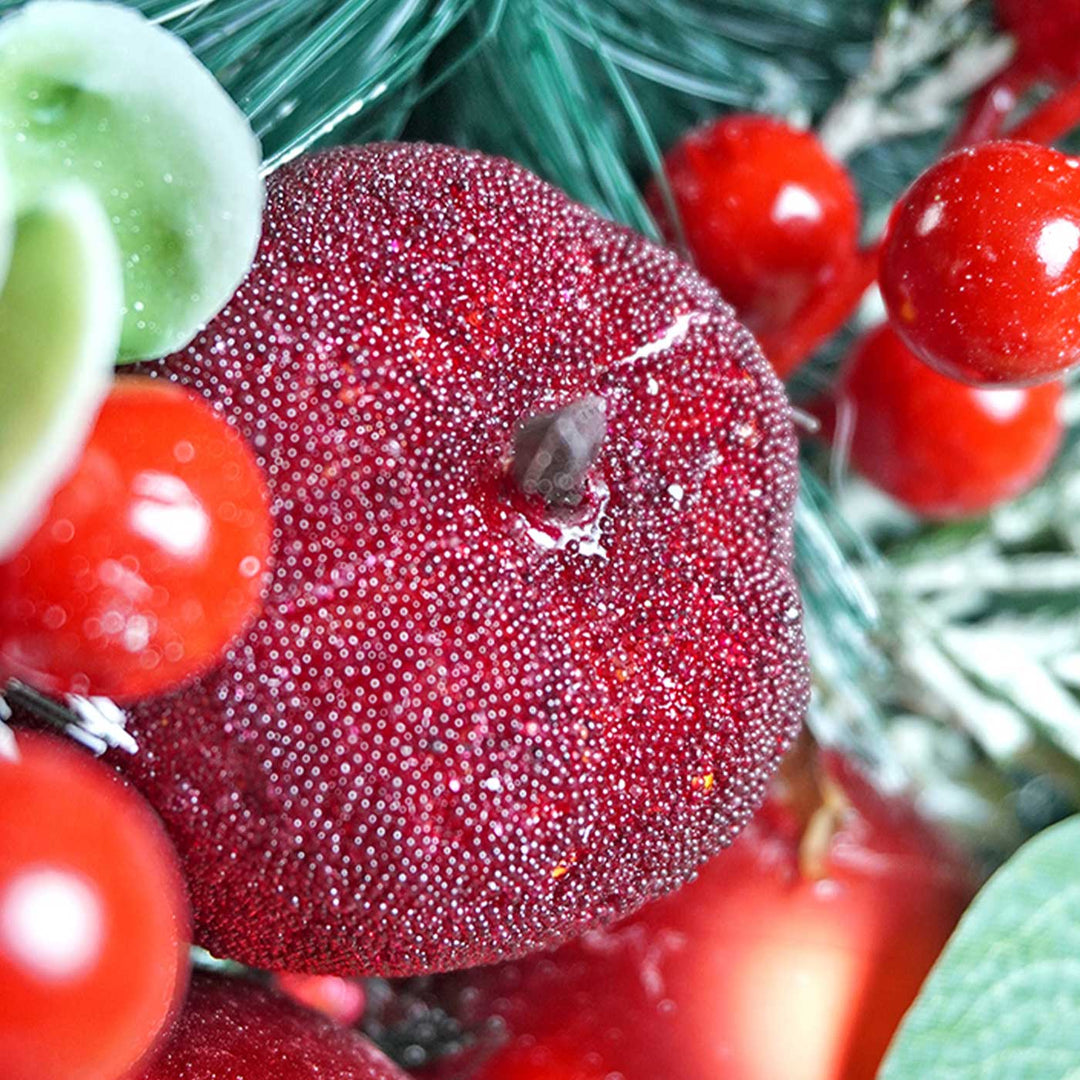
[119,142,808,976]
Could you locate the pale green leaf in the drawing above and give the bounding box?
[880,816,1080,1080]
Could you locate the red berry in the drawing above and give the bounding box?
[116,143,809,976]
[880,140,1080,386]
[410,754,974,1080]
[0,732,189,1080]
[836,324,1063,519]
[0,377,271,702]
[136,975,406,1079]
[997,0,1080,81]
[273,971,367,1027]
[647,115,860,377]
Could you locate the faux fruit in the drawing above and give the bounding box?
[0,731,189,1080]
[834,324,1063,519]
[117,142,809,976]
[401,752,975,1080]
[647,114,861,377]
[0,0,264,361]
[0,182,121,559]
[0,376,271,702]
[880,140,1080,386]
[137,974,407,1079]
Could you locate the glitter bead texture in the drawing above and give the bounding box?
[409,758,974,1080]
[137,976,407,1080]
[121,143,808,976]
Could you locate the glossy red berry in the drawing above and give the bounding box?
[0,377,271,702]
[137,975,406,1079]
[408,754,974,1080]
[997,0,1080,81]
[880,140,1080,386]
[116,142,809,976]
[0,732,189,1080]
[647,115,860,377]
[836,324,1063,519]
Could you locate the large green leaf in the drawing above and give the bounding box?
[880,816,1080,1080]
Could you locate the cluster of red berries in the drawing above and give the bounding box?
[653,2,1080,520]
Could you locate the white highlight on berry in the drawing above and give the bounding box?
[916,201,944,237]
[130,471,210,559]
[0,867,104,980]
[1036,218,1080,279]
[972,388,1026,423]
[772,183,823,225]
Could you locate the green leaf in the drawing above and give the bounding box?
[0,183,121,558]
[0,0,263,361]
[880,816,1080,1080]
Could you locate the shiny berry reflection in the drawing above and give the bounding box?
[880,141,1080,386]
[648,114,860,377]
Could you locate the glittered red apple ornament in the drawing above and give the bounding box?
[119,142,809,976]
[397,752,975,1080]
[136,975,407,1080]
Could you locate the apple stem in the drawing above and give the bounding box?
[512,394,607,506]
[775,729,853,881]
